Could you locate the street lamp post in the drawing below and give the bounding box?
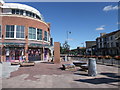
[66,31,71,58]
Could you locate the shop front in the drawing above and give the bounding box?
[28,48,42,61]
[4,43,25,62]
[28,43,43,61]
[6,47,24,62]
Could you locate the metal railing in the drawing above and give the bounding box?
[61,56,120,67]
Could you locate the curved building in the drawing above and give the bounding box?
[0,1,52,62]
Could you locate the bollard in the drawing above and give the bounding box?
[65,55,67,62]
[88,58,97,76]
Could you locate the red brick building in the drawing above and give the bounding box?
[0,1,52,62]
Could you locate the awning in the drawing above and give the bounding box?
[3,42,25,46]
[29,43,53,48]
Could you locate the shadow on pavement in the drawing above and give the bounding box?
[74,73,88,76]
[100,73,120,78]
[74,77,120,85]
[40,62,54,64]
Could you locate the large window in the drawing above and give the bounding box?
[6,25,14,38]
[29,27,36,39]
[37,29,42,40]
[44,31,47,41]
[16,25,25,38]
[0,25,1,38]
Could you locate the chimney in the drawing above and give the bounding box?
[100,33,106,36]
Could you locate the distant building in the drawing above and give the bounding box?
[86,41,96,49]
[96,30,120,56]
[85,41,96,55]
[70,47,86,55]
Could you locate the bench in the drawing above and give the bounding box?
[80,64,88,71]
[20,61,35,67]
[62,64,75,70]
[73,61,87,67]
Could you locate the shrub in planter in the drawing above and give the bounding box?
[90,55,97,58]
[104,55,112,59]
[97,56,104,59]
[114,56,120,60]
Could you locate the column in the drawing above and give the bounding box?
[25,27,28,61]
[1,22,6,62]
[41,47,44,61]
[54,42,60,64]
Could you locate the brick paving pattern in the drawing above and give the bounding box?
[1,61,120,88]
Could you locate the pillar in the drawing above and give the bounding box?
[41,47,44,61]
[25,27,28,61]
[54,42,60,64]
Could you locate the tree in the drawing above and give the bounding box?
[60,41,70,54]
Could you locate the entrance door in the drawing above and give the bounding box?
[28,48,41,61]
[15,49,19,60]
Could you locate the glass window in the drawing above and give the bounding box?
[16,25,25,38]
[20,10,24,15]
[6,25,15,38]
[29,27,36,39]
[37,29,42,40]
[12,9,15,14]
[36,15,41,20]
[16,9,19,14]
[0,25,1,38]
[44,31,47,41]
[26,11,30,16]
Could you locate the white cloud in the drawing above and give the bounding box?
[96,25,105,31]
[117,22,120,24]
[103,5,119,11]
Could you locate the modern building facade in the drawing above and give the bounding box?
[96,30,120,56]
[0,1,52,62]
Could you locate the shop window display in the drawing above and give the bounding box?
[28,48,41,61]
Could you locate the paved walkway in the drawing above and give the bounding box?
[1,61,120,88]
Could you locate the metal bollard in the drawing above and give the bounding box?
[88,58,97,76]
[65,55,67,62]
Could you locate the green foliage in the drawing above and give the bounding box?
[60,41,70,54]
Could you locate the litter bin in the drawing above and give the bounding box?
[88,58,97,76]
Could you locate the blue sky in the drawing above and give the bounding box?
[13,2,118,49]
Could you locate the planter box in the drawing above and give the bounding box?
[11,60,25,65]
[11,62,20,65]
[20,61,35,67]
[80,64,88,71]
[62,64,75,70]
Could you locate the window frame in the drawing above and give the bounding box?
[16,25,25,39]
[28,27,37,40]
[37,28,42,40]
[5,25,25,39]
[5,25,15,39]
[44,31,47,41]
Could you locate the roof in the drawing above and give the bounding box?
[85,41,96,43]
[96,30,120,39]
[1,2,44,20]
